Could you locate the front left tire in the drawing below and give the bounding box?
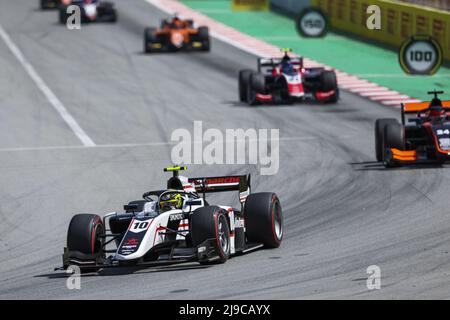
[320,70,339,103]
[191,206,230,264]
[375,118,399,162]
[383,121,405,167]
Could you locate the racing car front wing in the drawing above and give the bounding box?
[57,238,221,271]
[384,148,450,166]
[254,90,337,104]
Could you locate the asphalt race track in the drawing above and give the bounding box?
[0,0,449,299]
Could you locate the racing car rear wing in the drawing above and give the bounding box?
[257,57,303,72]
[188,175,251,203]
[402,101,450,113]
[163,166,251,204]
[401,100,450,124]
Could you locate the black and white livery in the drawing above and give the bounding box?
[58,166,283,272]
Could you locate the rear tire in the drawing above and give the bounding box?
[375,118,398,161]
[191,206,230,264]
[320,70,338,92]
[244,193,283,248]
[239,70,252,102]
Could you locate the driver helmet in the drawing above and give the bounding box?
[427,106,446,122]
[171,16,183,28]
[281,60,294,75]
[159,192,184,212]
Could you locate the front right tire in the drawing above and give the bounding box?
[247,72,265,106]
[374,118,399,162]
[66,214,105,272]
[239,70,252,102]
[383,121,405,167]
[67,214,104,256]
[143,27,157,53]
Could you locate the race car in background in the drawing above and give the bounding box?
[41,0,61,9]
[239,49,339,105]
[144,16,210,53]
[375,91,450,167]
[59,0,117,24]
[57,166,283,272]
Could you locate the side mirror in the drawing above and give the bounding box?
[124,204,138,212]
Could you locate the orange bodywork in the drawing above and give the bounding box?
[404,101,450,113]
[390,148,417,162]
[156,21,200,45]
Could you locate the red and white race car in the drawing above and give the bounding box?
[239,50,339,105]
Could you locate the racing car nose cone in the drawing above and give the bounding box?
[171,32,184,48]
[84,4,97,20]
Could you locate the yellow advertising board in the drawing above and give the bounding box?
[311,0,450,60]
[232,0,270,12]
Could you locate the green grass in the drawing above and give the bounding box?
[182,0,450,100]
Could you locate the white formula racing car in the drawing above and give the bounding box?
[57,166,283,272]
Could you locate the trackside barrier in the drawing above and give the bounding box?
[310,0,450,61]
[270,0,312,14]
[232,0,270,11]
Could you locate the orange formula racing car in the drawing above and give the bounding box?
[375,91,450,167]
[144,15,210,53]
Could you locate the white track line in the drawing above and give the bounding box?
[0,135,356,153]
[0,24,95,147]
[369,95,410,101]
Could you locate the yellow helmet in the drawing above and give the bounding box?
[159,192,183,212]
